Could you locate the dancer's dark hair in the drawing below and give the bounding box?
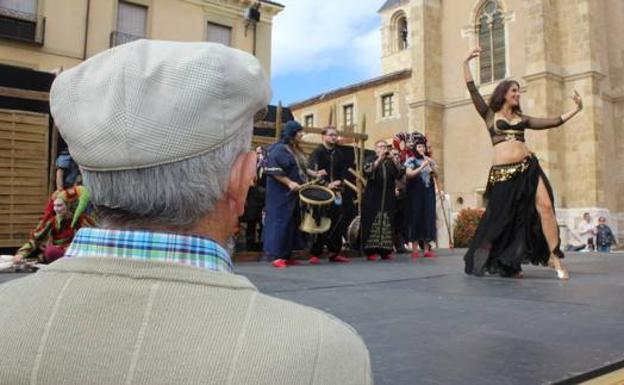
[489,80,522,114]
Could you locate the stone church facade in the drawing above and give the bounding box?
[290,0,624,243]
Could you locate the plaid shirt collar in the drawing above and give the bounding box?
[65,228,233,273]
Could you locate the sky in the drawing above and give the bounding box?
[270,0,385,106]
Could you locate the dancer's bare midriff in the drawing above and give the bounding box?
[492,140,531,165]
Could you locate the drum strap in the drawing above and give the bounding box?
[284,144,308,183]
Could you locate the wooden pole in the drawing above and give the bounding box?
[357,114,367,256]
[275,101,283,140]
[433,174,454,248]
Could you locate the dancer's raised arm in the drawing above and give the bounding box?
[463,47,490,120]
[524,90,583,129]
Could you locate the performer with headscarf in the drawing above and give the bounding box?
[307,126,350,264]
[14,186,94,264]
[404,134,438,259]
[361,139,404,261]
[263,120,313,268]
[392,131,415,163]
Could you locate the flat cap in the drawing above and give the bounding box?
[50,40,271,171]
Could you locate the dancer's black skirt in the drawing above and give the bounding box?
[464,154,563,277]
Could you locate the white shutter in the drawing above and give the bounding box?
[207,22,231,46]
[117,1,147,37]
[0,0,37,14]
[0,0,37,15]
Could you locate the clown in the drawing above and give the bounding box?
[14,186,94,264]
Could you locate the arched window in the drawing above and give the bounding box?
[391,11,408,52]
[477,0,505,83]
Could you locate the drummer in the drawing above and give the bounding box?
[263,120,318,269]
[307,126,350,264]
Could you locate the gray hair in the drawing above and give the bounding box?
[82,130,252,229]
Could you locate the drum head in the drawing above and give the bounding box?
[299,185,335,205]
[347,215,360,250]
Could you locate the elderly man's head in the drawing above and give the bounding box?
[50,40,270,244]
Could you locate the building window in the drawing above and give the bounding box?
[112,1,147,46]
[0,0,44,44]
[343,104,354,127]
[207,22,231,46]
[391,11,408,52]
[477,0,506,83]
[304,114,314,128]
[381,94,394,118]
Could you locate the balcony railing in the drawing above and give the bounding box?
[0,6,45,45]
[110,31,144,47]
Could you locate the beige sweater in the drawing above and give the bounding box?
[0,258,372,385]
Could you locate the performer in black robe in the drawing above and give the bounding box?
[334,144,358,242]
[391,148,408,253]
[307,127,350,264]
[241,146,267,251]
[360,140,404,261]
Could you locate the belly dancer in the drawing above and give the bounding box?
[462,47,583,280]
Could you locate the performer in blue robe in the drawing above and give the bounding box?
[263,121,309,268]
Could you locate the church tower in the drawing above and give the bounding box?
[378,0,445,181]
[379,0,413,75]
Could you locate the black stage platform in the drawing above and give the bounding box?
[3,250,624,384]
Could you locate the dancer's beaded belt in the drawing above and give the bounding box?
[487,155,532,187]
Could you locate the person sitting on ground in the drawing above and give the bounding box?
[0,40,372,385]
[578,212,595,251]
[595,216,617,253]
[14,186,93,265]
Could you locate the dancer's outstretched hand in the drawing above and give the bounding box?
[466,47,481,62]
[572,90,583,110]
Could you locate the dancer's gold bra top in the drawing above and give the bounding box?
[466,81,564,146]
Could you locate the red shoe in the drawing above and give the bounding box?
[329,255,351,263]
[411,251,420,259]
[272,259,287,269]
[381,254,395,260]
[285,258,301,266]
[367,255,378,262]
[308,256,321,265]
[424,250,436,258]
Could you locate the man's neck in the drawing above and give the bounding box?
[323,143,334,151]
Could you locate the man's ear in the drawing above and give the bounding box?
[227,151,257,216]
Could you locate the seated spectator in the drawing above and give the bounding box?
[0,40,371,385]
[14,186,93,264]
[577,212,595,251]
[595,216,617,253]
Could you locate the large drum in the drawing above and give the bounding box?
[298,185,335,234]
[346,215,361,250]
